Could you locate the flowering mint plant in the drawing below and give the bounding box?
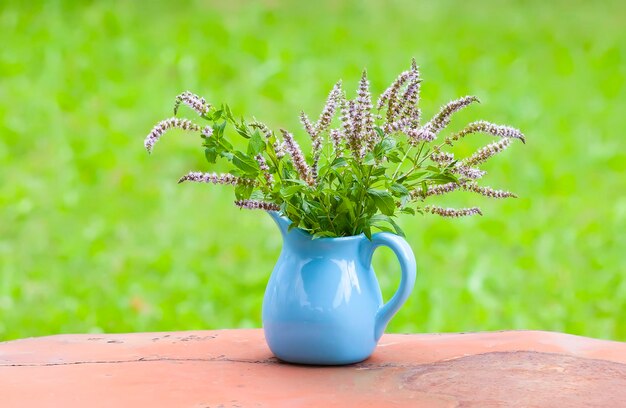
[144,60,524,239]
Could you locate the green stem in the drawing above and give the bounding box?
[326,211,338,236]
[396,142,428,182]
[309,184,339,236]
[391,146,413,180]
[353,164,374,235]
[286,200,318,230]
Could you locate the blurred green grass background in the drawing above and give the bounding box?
[1,0,625,341]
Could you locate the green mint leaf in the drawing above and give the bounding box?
[204,147,218,164]
[363,152,376,165]
[367,189,396,216]
[280,185,305,198]
[331,157,348,169]
[232,151,259,176]
[389,183,409,197]
[234,182,254,200]
[400,207,416,215]
[388,217,405,237]
[374,126,385,139]
[247,131,266,155]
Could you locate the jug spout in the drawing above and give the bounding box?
[267,210,291,238]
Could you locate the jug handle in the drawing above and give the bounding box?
[368,233,417,341]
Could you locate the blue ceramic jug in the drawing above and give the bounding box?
[263,211,417,365]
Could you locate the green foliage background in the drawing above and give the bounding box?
[1,0,625,341]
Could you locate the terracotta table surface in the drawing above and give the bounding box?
[1,329,625,408]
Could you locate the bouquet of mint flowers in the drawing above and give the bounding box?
[144,60,524,239]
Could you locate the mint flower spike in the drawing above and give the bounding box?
[273,140,286,159]
[330,129,343,153]
[255,154,274,186]
[412,180,515,200]
[376,69,412,112]
[201,126,213,138]
[406,127,436,145]
[249,121,273,139]
[357,70,377,152]
[426,95,480,135]
[300,111,322,156]
[382,117,412,134]
[315,80,342,136]
[339,96,363,158]
[411,182,461,198]
[462,138,512,167]
[399,79,422,123]
[462,183,517,199]
[173,91,212,116]
[306,81,342,173]
[235,199,280,211]
[300,111,316,139]
[431,151,455,166]
[280,129,314,186]
[398,62,422,123]
[378,60,420,123]
[425,206,483,217]
[177,171,255,186]
[454,166,486,180]
[449,120,526,144]
[144,117,200,153]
